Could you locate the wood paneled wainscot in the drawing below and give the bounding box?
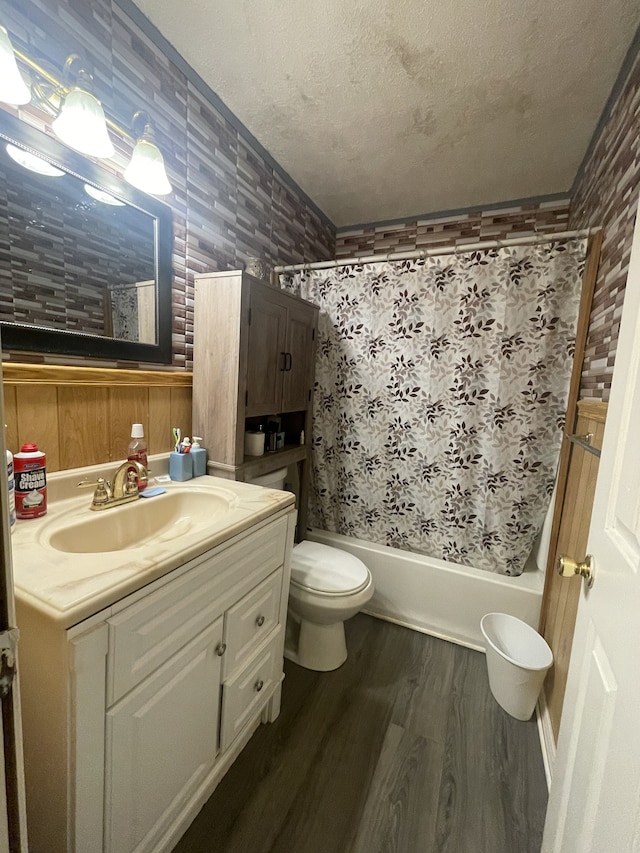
[2,364,192,471]
[539,399,607,743]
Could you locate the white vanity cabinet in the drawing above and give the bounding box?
[16,508,296,853]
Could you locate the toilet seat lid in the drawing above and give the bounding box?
[291,541,370,595]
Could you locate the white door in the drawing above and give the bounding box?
[542,212,640,851]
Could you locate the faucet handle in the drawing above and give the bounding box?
[77,477,110,506]
[124,470,140,496]
[77,478,101,488]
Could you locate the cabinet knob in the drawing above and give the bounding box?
[215,642,227,657]
[254,679,264,692]
[255,614,265,628]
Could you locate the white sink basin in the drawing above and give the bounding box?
[47,489,234,554]
[11,461,296,628]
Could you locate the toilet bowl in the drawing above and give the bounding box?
[246,467,374,671]
[287,539,374,670]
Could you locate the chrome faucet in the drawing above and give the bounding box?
[78,460,148,511]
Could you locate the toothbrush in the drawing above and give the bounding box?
[172,427,181,453]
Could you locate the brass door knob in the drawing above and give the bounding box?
[557,554,595,589]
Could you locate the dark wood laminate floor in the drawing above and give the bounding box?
[172,614,547,853]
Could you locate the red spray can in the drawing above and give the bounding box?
[14,443,47,519]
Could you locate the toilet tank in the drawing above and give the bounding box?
[246,466,289,490]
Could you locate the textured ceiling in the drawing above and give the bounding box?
[132,0,640,227]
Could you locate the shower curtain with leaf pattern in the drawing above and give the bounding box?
[281,238,586,576]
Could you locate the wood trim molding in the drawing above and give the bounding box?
[2,364,192,387]
[536,693,556,789]
[576,399,608,424]
[539,230,603,630]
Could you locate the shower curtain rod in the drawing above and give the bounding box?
[273,228,596,273]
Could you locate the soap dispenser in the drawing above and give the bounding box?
[191,437,207,477]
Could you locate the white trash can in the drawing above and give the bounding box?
[480,612,553,721]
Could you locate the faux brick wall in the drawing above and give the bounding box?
[335,199,571,258]
[1,0,335,370]
[570,49,640,401]
[3,0,639,396]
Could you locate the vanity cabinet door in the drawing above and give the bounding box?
[245,286,288,416]
[104,617,223,853]
[281,299,316,413]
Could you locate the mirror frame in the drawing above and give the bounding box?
[0,110,173,363]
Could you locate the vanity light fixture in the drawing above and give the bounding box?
[123,111,172,196]
[0,23,172,196]
[51,56,114,158]
[0,26,30,105]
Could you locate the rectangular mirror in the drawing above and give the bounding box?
[0,110,173,363]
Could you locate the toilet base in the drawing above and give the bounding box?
[284,615,348,672]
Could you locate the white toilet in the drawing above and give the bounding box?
[246,467,374,671]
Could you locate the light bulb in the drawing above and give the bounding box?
[124,135,172,196]
[0,26,30,105]
[52,87,114,158]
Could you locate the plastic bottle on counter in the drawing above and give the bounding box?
[128,423,148,491]
[6,448,15,531]
[127,423,148,467]
[191,437,207,477]
[14,443,47,519]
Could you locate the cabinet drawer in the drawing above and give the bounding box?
[107,517,288,704]
[222,568,283,678]
[220,629,282,751]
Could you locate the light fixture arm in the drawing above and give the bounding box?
[11,46,135,144]
[131,110,153,141]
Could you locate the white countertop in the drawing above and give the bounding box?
[10,456,295,629]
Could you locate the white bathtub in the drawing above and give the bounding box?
[308,528,545,651]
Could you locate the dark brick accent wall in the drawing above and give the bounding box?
[335,199,571,258]
[1,0,335,370]
[3,0,639,396]
[570,50,640,401]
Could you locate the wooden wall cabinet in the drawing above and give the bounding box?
[18,511,296,853]
[245,286,316,416]
[193,271,318,534]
